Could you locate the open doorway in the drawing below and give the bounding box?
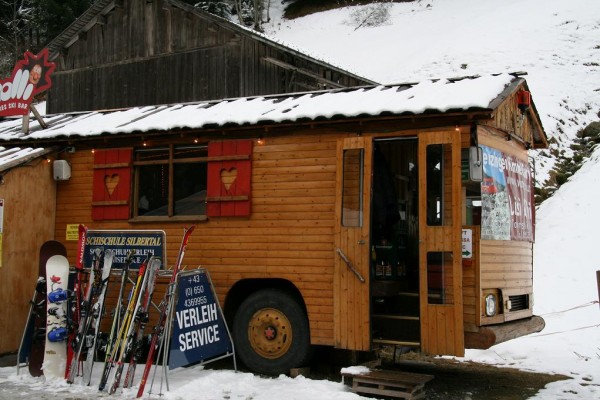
[370,137,421,347]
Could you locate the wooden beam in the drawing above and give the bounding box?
[464,316,545,349]
[263,57,346,89]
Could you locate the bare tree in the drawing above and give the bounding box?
[0,0,36,75]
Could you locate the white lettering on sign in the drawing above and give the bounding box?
[175,303,221,351]
[178,324,221,351]
[0,69,33,102]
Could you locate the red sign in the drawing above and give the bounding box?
[0,48,56,117]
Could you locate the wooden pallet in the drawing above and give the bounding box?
[342,369,434,400]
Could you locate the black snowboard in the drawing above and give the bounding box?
[26,240,67,377]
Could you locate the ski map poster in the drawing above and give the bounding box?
[169,269,233,370]
[83,230,166,269]
[480,145,534,242]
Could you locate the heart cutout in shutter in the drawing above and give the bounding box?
[104,174,120,197]
[220,167,238,191]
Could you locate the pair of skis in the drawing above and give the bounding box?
[99,254,161,393]
[66,247,113,384]
[136,225,195,398]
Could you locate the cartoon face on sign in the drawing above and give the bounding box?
[29,64,43,85]
[0,48,56,117]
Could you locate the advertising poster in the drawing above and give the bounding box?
[480,145,534,241]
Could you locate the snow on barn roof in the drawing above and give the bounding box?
[0,74,520,144]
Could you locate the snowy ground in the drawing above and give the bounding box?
[1,0,600,399]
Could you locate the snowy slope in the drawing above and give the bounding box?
[262,0,600,182]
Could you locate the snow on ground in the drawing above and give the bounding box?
[1,1,599,399]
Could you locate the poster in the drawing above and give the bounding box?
[480,145,534,241]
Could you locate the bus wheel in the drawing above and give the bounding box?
[233,288,311,376]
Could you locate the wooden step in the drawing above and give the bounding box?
[342,369,434,400]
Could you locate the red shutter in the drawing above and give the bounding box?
[206,140,252,217]
[92,148,132,220]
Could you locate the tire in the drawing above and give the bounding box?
[232,288,312,376]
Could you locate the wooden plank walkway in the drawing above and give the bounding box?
[342,369,434,400]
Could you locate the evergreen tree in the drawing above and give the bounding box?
[536,121,600,204]
[0,0,91,76]
[195,1,232,19]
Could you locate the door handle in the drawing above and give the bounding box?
[357,239,365,245]
[335,248,366,283]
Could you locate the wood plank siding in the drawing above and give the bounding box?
[480,239,533,322]
[54,133,346,346]
[47,0,372,114]
[0,160,56,354]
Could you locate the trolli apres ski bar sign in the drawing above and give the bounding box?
[0,48,55,117]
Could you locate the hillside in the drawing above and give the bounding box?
[261,0,600,184]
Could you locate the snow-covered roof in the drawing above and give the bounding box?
[0,146,50,173]
[0,74,537,147]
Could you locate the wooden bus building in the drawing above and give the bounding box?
[0,73,547,374]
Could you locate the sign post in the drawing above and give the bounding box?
[168,269,235,370]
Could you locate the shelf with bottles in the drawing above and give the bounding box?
[371,242,408,281]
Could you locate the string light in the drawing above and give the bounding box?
[257,137,264,145]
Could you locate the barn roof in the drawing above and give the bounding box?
[46,0,375,85]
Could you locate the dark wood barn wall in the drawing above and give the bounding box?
[47,0,368,114]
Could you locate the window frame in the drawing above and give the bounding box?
[131,144,209,222]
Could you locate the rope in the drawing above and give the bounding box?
[538,300,599,317]
[528,323,599,338]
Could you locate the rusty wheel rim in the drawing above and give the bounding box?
[247,307,292,359]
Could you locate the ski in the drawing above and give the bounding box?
[136,226,195,398]
[81,249,114,385]
[66,248,102,383]
[43,254,70,378]
[65,224,87,379]
[99,256,150,391]
[100,250,134,383]
[123,257,161,388]
[109,257,160,394]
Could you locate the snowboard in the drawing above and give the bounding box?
[21,240,67,377]
[44,254,70,378]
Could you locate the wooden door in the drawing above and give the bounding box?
[418,131,465,356]
[334,137,372,351]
